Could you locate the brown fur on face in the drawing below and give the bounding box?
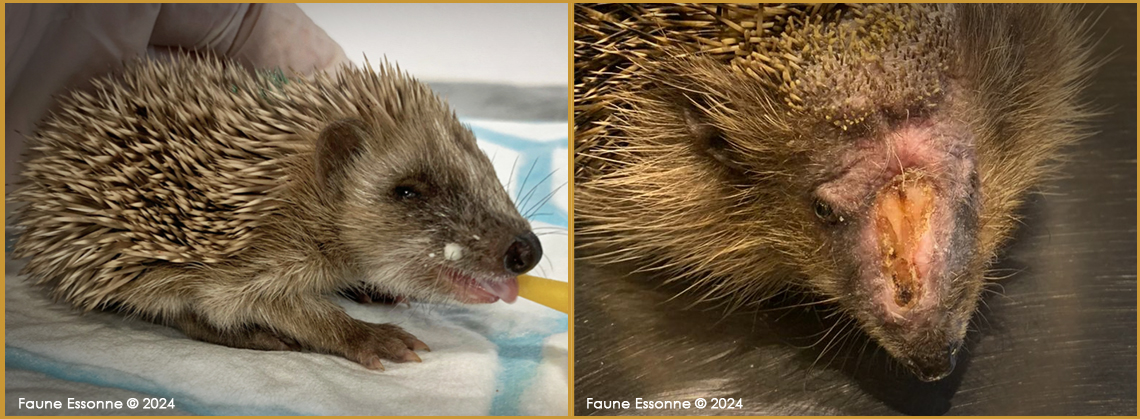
[12,55,535,369]
[575,4,1093,381]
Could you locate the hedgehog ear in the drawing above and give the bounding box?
[679,94,748,176]
[315,118,371,195]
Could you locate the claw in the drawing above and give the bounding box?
[411,338,431,352]
[363,356,386,371]
[404,350,423,363]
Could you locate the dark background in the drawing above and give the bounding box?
[573,4,1137,415]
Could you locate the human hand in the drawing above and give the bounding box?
[5,3,351,185]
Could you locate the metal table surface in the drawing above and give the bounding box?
[573,4,1137,415]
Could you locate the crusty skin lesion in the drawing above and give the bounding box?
[875,172,934,309]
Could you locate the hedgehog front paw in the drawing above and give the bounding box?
[338,283,407,305]
[344,323,430,370]
[245,328,303,351]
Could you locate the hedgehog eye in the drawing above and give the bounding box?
[813,200,842,224]
[393,185,421,200]
[390,173,433,201]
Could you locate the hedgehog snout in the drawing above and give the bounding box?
[504,231,541,275]
[897,334,962,382]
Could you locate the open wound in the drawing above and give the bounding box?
[875,171,934,309]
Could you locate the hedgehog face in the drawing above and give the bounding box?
[578,2,1090,384]
[606,66,984,381]
[315,114,539,305]
[800,115,984,383]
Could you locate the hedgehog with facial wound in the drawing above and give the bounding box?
[574,3,1093,381]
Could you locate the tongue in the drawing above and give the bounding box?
[482,277,519,304]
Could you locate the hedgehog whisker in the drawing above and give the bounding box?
[523,181,567,220]
[512,157,542,210]
[504,153,521,198]
[516,170,558,215]
[808,316,855,373]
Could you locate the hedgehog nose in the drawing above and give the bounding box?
[504,232,542,274]
[907,341,960,382]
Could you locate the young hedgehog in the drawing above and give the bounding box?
[575,4,1092,381]
[12,55,542,370]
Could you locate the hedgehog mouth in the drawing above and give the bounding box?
[442,268,519,304]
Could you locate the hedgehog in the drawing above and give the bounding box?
[574,3,1092,381]
[11,54,543,370]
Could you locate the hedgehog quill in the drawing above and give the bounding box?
[12,56,543,370]
[575,4,1092,381]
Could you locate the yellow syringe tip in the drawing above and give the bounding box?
[516,274,568,314]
